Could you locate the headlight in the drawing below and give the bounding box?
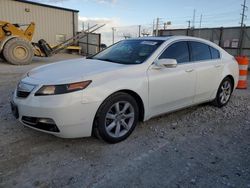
[35,80,92,96]
[18,82,37,92]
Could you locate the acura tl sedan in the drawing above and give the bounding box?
[11,36,239,143]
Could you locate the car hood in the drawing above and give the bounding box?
[26,58,125,84]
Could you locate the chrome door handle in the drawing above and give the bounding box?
[215,64,221,68]
[185,69,194,72]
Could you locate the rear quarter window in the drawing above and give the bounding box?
[209,46,220,59]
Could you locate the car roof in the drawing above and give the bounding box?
[128,36,222,49]
[127,35,210,42]
[126,35,230,57]
[127,36,172,41]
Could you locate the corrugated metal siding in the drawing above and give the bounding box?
[0,0,78,45]
[159,27,250,57]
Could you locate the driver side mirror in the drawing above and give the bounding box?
[153,58,177,69]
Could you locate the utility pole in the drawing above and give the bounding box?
[155,17,159,36]
[112,27,115,44]
[152,19,155,36]
[138,25,141,37]
[239,0,248,55]
[192,9,196,28]
[187,20,191,29]
[164,23,167,30]
[240,0,247,27]
[199,14,203,28]
[198,14,203,37]
[82,22,84,31]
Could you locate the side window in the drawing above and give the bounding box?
[159,41,189,63]
[190,41,212,61]
[210,46,220,59]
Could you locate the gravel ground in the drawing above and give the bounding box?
[0,54,249,188]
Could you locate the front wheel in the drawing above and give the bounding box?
[3,38,34,65]
[0,52,6,61]
[93,93,139,143]
[213,77,233,107]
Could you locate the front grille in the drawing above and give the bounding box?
[22,116,60,132]
[17,91,30,98]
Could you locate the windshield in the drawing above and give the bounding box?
[91,40,164,65]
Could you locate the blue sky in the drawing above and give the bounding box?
[34,0,249,44]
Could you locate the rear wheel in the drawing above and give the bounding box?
[3,38,34,65]
[213,77,233,107]
[93,92,139,143]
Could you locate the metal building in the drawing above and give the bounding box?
[0,0,79,45]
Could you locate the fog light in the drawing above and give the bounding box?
[37,118,55,124]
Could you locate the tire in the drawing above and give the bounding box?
[0,52,6,61]
[212,77,233,108]
[3,38,34,65]
[93,92,139,143]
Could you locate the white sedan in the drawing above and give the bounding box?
[11,36,239,143]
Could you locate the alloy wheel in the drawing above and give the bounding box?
[219,80,232,104]
[105,101,135,138]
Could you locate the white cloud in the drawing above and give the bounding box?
[78,16,154,46]
[94,0,117,4]
[34,0,117,4]
[78,16,122,46]
[35,0,69,3]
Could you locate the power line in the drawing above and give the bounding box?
[203,10,241,18]
[105,3,249,41]
[110,9,242,30]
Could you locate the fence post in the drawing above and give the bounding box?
[238,25,246,56]
[219,27,223,47]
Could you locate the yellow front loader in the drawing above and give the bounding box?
[0,20,38,65]
[0,20,105,65]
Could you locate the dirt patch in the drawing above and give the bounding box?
[0,55,249,187]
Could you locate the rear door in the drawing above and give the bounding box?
[189,41,223,103]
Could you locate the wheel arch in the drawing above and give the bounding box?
[93,89,145,125]
[91,89,145,142]
[212,74,235,107]
[221,74,235,90]
[116,89,145,121]
[224,75,235,89]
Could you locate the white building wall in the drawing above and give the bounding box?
[0,0,78,45]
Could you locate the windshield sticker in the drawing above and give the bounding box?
[140,41,158,45]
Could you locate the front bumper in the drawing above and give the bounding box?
[12,90,101,138]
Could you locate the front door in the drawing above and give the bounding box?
[147,41,196,117]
